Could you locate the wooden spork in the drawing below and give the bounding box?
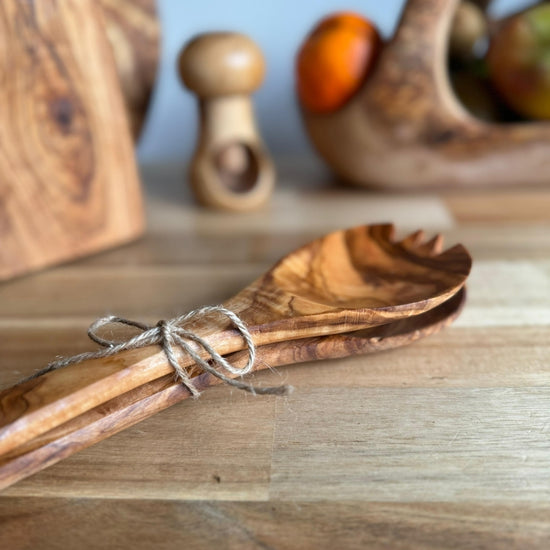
[0,223,471,456]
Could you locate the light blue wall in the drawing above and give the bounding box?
[137,0,534,163]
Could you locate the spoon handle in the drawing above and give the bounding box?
[0,325,245,458]
[0,304,418,460]
[0,329,394,491]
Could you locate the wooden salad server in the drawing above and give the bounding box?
[0,286,466,491]
[0,224,471,457]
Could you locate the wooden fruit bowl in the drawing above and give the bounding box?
[301,0,550,189]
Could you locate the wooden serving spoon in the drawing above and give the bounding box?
[0,224,471,457]
[0,287,465,491]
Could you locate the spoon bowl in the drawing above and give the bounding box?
[227,223,471,342]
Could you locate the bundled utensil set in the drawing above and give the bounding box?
[0,224,471,490]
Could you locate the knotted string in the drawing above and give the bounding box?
[29,306,290,397]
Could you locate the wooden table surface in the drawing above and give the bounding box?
[1,161,550,549]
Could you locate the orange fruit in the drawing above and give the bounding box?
[296,12,381,113]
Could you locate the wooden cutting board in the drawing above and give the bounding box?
[0,0,144,281]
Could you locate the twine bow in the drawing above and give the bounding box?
[32,306,289,397]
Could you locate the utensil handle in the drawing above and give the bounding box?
[0,371,199,491]
[0,323,427,491]
[0,333,323,491]
[0,326,245,458]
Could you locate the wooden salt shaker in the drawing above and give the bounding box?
[179,32,275,211]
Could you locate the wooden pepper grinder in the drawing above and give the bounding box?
[179,32,275,211]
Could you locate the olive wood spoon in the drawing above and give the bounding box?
[0,287,466,491]
[0,224,471,457]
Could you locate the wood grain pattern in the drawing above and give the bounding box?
[0,224,470,459]
[2,499,550,550]
[99,0,159,139]
[270,387,550,502]
[1,162,549,547]
[0,0,144,281]
[302,0,550,189]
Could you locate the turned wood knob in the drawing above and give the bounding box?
[179,32,275,211]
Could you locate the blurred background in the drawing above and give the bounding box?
[137,0,535,164]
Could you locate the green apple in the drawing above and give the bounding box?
[487,4,550,120]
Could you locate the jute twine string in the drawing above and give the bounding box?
[30,306,290,397]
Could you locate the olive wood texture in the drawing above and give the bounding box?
[179,33,275,211]
[99,0,159,139]
[0,0,144,282]
[0,287,466,491]
[0,223,471,458]
[301,0,550,189]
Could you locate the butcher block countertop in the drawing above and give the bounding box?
[1,161,550,549]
